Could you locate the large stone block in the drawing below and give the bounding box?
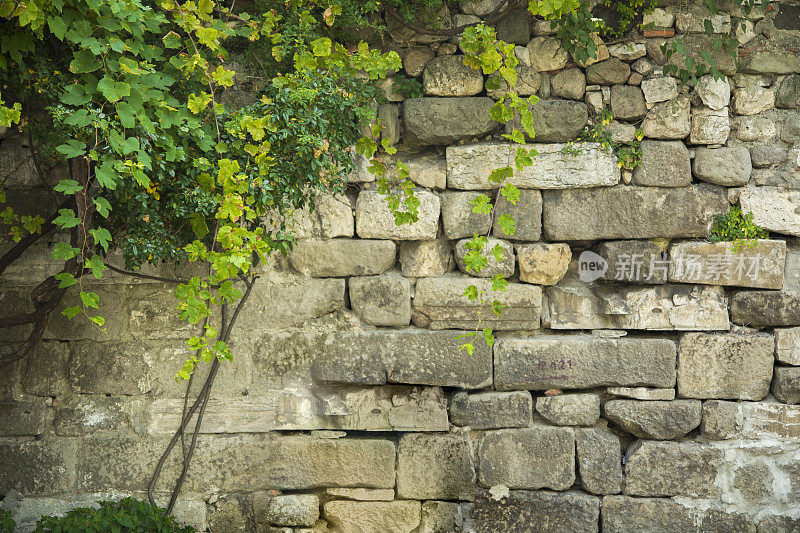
[535,393,600,426]
[492,189,543,241]
[416,501,471,533]
[632,140,691,187]
[527,99,589,142]
[739,34,800,74]
[288,239,396,277]
[311,328,492,389]
[701,400,740,440]
[624,441,723,497]
[731,291,800,326]
[455,237,515,278]
[689,106,730,145]
[576,427,623,495]
[678,333,774,400]
[404,97,498,145]
[289,192,354,239]
[235,276,346,329]
[516,242,571,285]
[471,490,600,533]
[254,494,319,527]
[696,75,731,110]
[602,496,756,533]
[551,67,586,100]
[441,191,491,239]
[476,426,574,490]
[776,327,800,366]
[586,58,630,85]
[450,391,532,429]
[642,96,691,139]
[542,185,728,240]
[774,366,800,404]
[69,341,151,395]
[399,239,453,278]
[594,240,667,284]
[527,36,568,71]
[446,142,619,190]
[668,240,786,289]
[414,276,541,331]
[54,396,137,436]
[642,77,678,104]
[652,35,737,76]
[604,400,701,439]
[355,189,440,240]
[0,401,46,436]
[423,55,484,96]
[0,138,38,189]
[495,336,676,390]
[610,85,647,121]
[740,186,800,236]
[405,150,446,189]
[397,433,475,500]
[0,438,76,494]
[349,274,411,326]
[324,500,421,533]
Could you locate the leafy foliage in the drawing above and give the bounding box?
[571,109,644,170]
[33,498,196,533]
[0,509,15,533]
[710,206,769,251]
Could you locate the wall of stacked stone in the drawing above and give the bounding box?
[4,0,800,531]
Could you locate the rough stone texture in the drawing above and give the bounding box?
[403,97,498,145]
[496,9,530,45]
[776,327,800,366]
[610,85,647,121]
[0,439,76,494]
[289,239,395,277]
[450,391,532,429]
[399,239,452,278]
[677,333,774,400]
[602,496,756,533]
[739,34,800,74]
[516,242,571,285]
[477,426,575,489]
[696,75,731,110]
[290,192,353,239]
[455,237,516,277]
[0,138,37,188]
[642,96,690,139]
[693,145,752,186]
[405,150,447,189]
[551,68,586,100]
[594,240,667,284]
[492,188,543,241]
[527,36,568,72]
[471,490,600,533]
[642,77,678,104]
[777,74,800,108]
[528,99,589,142]
[609,42,646,61]
[624,441,723,497]
[0,401,46,436]
[325,488,394,501]
[69,341,151,395]
[731,291,800,326]
[774,366,800,404]
[396,433,475,500]
[441,191,491,239]
[701,400,740,440]
[349,274,411,326]
[414,276,541,331]
[689,106,730,145]
[416,501,470,533]
[586,58,630,85]
[256,494,319,527]
[607,387,675,401]
[488,67,541,99]
[604,400,702,439]
[355,189,440,240]
[750,143,787,168]
[379,103,401,146]
[311,329,492,389]
[543,184,728,240]
[495,336,676,390]
[668,240,785,289]
[535,393,600,426]
[323,501,421,533]
[54,396,135,436]
[575,426,623,495]
[733,84,775,116]
[423,55,484,96]
[632,140,691,187]
[447,142,619,190]
[403,47,435,77]
[740,186,800,237]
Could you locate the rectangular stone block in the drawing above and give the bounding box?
[731,291,800,326]
[69,341,152,395]
[0,438,77,494]
[668,240,786,289]
[624,441,723,498]
[0,401,46,436]
[449,391,532,429]
[495,336,676,391]
[288,239,395,277]
[602,496,755,533]
[414,276,542,331]
[404,97,499,145]
[446,142,619,190]
[397,433,475,500]
[492,189,543,241]
[542,185,728,240]
[310,329,492,389]
[471,490,600,533]
[576,427,623,495]
[324,501,422,533]
[441,191,491,239]
[355,189,440,240]
[54,396,138,436]
[776,327,800,365]
[740,186,800,236]
[739,402,800,440]
[594,240,667,284]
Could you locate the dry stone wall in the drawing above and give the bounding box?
[4,1,800,532]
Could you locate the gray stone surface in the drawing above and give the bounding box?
[492,189,543,241]
[624,441,723,497]
[290,192,353,239]
[733,84,775,116]
[496,8,530,45]
[256,494,319,527]
[749,143,787,168]
[535,393,600,426]
[610,85,647,121]
[632,140,691,187]
[69,341,151,395]
[450,391,532,429]
[349,274,411,326]
[576,426,623,495]
[602,496,756,533]
[0,439,77,494]
[416,501,471,533]
[355,189,440,240]
[731,291,800,326]
[423,55,484,96]
[542,184,728,240]
[323,500,421,533]
[777,74,800,108]
[404,97,498,145]
[517,242,571,285]
[397,433,475,500]
[527,36,568,72]
[668,240,785,289]
[586,58,630,85]
[289,239,395,277]
[740,186,800,237]
[689,106,730,145]
[609,42,646,61]
[693,145,752,186]
[526,99,589,142]
[405,150,447,189]
[441,191,491,239]
[0,401,46,436]
[695,75,731,110]
[776,327,800,366]
[477,426,575,489]
[404,47,435,77]
[487,66,542,99]
[0,138,37,189]
[471,490,600,533]
[325,488,394,501]
[607,387,675,401]
[774,366,800,404]
[595,240,667,284]
[678,333,774,400]
[642,77,678,104]
[495,336,676,390]
[739,34,800,74]
[455,237,515,278]
[701,400,740,440]
[642,96,691,139]
[551,68,586,100]
[604,400,702,439]
[399,239,452,278]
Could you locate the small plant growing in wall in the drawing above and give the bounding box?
[0,509,15,533]
[710,206,769,251]
[32,498,196,532]
[563,109,644,170]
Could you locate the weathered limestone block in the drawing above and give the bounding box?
[378,103,401,145]
[255,494,319,527]
[777,74,800,108]
[397,433,475,500]
[750,143,787,168]
[527,99,589,142]
[0,138,38,188]
[757,515,800,533]
[610,85,647,121]
[535,393,600,426]
[446,142,619,190]
[632,140,691,187]
[576,426,623,495]
[416,501,471,533]
[492,188,543,241]
[733,84,775,115]
[607,121,636,143]
[594,240,667,284]
[455,237,515,278]
[607,387,675,400]
[423,55,484,96]
[642,96,690,139]
[642,7,674,28]
[477,426,574,489]
[609,42,646,61]
[441,191,491,239]
[668,240,785,289]
[0,401,46,436]
[290,193,353,239]
[586,58,630,85]
[450,391,532,429]
[624,441,724,497]
[399,239,452,278]
[289,239,395,277]
[602,496,756,533]
[0,437,73,495]
[414,276,541,331]
[236,276,346,329]
[488,66,542,99]
[542,184,728,240]
[324,501,421,533]
[325,488,394,501]
[740,186,800,236]
[69,341,151,395]
[776,327,800,365]
[782,113,800,143]
[693,145,752,186]
[731,291,800,326]
[689,106,730,145]
[740,34,800,74]
[604,400,702,439]
[787,239,800,292]
[460,0,503,16]
[695,75,731,110]
[701,400,740,440]
[526,36,568,71]
[516,243,571,285]
[405,150,446,189]
[311,329,492,389]
[355,189,440,240]
[774,366,800,404]
[641,77,678,104]
[551,68,586,100]
[678,333,774,400]
[471,490,600,533]
[495,336,676,390]
[738,402,800,440]
[545,281,729,331]
[54,396,136,436]
[349,274,411,326]
[404,97,498,145]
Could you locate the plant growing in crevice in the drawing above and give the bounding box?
[563,109,644,170]
[710,205,769,251]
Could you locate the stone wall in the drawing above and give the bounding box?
[4,1,800,531]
